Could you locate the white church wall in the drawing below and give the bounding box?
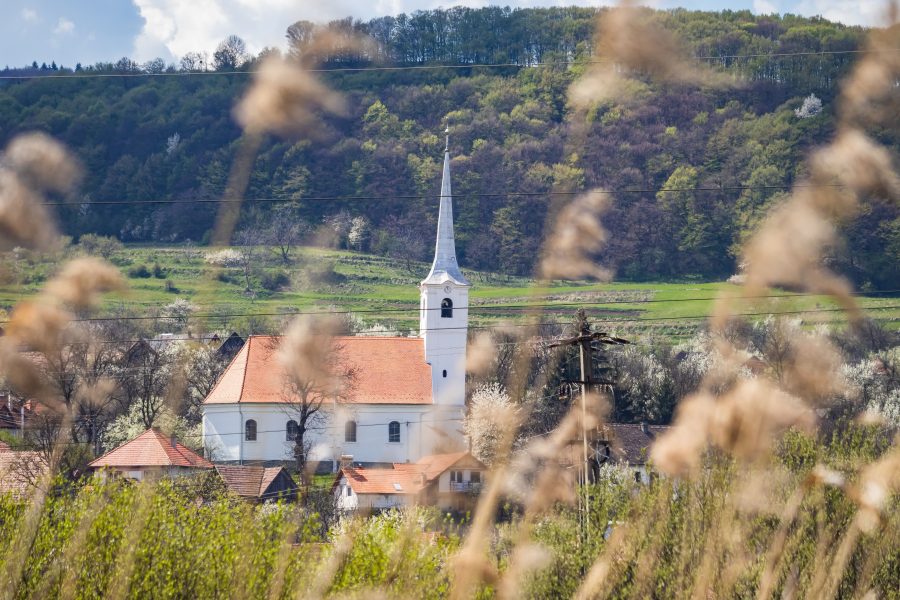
[202,403,465,467]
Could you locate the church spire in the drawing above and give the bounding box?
[422,129,470,286]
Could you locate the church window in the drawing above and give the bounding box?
[345,420,357,443]
[388,421,400,443]
[442,369,447,378]
[245,419,257,441]
[286,420,299,441]
[441,298,453,318]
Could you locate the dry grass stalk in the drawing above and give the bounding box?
[810,129,900,206]
[278,314,345,396]
[0,171,58,251]
[539,189,612,281]
[45,257,126,309]
[3,132,82,193]
[839,17,900,127]
[465,331,496,377]
[852,440,900,533]
[234,56,348,138]
[569,0,730,106]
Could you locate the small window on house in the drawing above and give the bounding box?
[470,471,481,484]
[286,420,299,441]
[388,421,400,443]
[345,420,357,443]
[442,369,447,378]
[346,485,352,497]
[441,298,453,318]
[245,419,257,441]
[634,471,642,483]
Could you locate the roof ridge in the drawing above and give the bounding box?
[237,336,252,405]
[204,336,251,405]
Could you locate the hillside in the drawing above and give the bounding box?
[0,6,897,289]
[1,244,895,338]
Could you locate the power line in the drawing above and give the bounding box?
[7,304,899,348]
[41,183,843,207]
[3,289,897,326]
[0,48,890,81]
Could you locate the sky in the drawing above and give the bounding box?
[0,0,886,68]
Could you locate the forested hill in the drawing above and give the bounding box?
[1,7,897,288]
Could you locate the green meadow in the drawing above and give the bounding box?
[1,244,897,336]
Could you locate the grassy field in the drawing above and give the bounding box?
[1,244,897,336]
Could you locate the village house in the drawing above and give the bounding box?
[202,140,471,469]
[0,440,47,500]
[332,451,486,512]
[214,464,298,503]
[88,428,213,481]
[594,422,670,484]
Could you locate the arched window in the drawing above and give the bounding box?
[388,421,400,443]
[441,298,453,318]
[286,420,299,441]
[245,419,257,441]
[345,420,357,443]
[442,369,447,378]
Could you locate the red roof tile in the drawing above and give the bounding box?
[89,429,213,469]
[214,465,296,498]
[0,450,47,499]
[204,335,433,405]
[338,452,485,495]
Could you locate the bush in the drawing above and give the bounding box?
[260,270,291,291]
[127,264,152,278]
[152,262,166,278]
[165,279,179,293]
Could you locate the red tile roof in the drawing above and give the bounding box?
[0,449,47,499]
[214,465,297,499]
[89,429,213,469]
[338,452,485,495]
[204,335,433,405]
[598,423,670,466]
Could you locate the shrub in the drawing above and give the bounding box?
[260,270,291,291]
[152,262,166,278]
[127,264,152,278]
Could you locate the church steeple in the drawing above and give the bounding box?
[422,129,470,287]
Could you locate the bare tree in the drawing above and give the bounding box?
[272,316,356,485]
[213,35,248,71]
[116,341,177,429]
[233,229,262,292]
[265,205,307,264]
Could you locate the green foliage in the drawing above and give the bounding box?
[0,8,891,286]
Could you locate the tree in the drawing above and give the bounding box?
[213,35,248,71]
[78,234,124,260]
[465,383,516,466]
[116,341,179,429]
[233,229,262,292]
[348,216,371,251]
[264,205,307,264]
[275,316,355,484]
[179,51,207,71]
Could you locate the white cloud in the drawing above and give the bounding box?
[131,0,614,62]
[20,7,38,23]
[53,17,75,35]
[752,0,778,14]
[791,0,887,26]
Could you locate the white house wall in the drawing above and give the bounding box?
[203,403,465,467]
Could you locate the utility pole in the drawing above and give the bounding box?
[550,309,628,550]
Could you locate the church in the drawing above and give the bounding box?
[201,139,470,469]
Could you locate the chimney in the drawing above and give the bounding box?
[171,435,177,449]
[640,422,649,435]
[339,454,353,469]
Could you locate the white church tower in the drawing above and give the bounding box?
[420,129,470,407]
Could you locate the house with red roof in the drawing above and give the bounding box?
[214,465,298,503]
[0,441,48,500]
[88,428,213,481]
[333,451,486,512]
[202,143,471,470]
